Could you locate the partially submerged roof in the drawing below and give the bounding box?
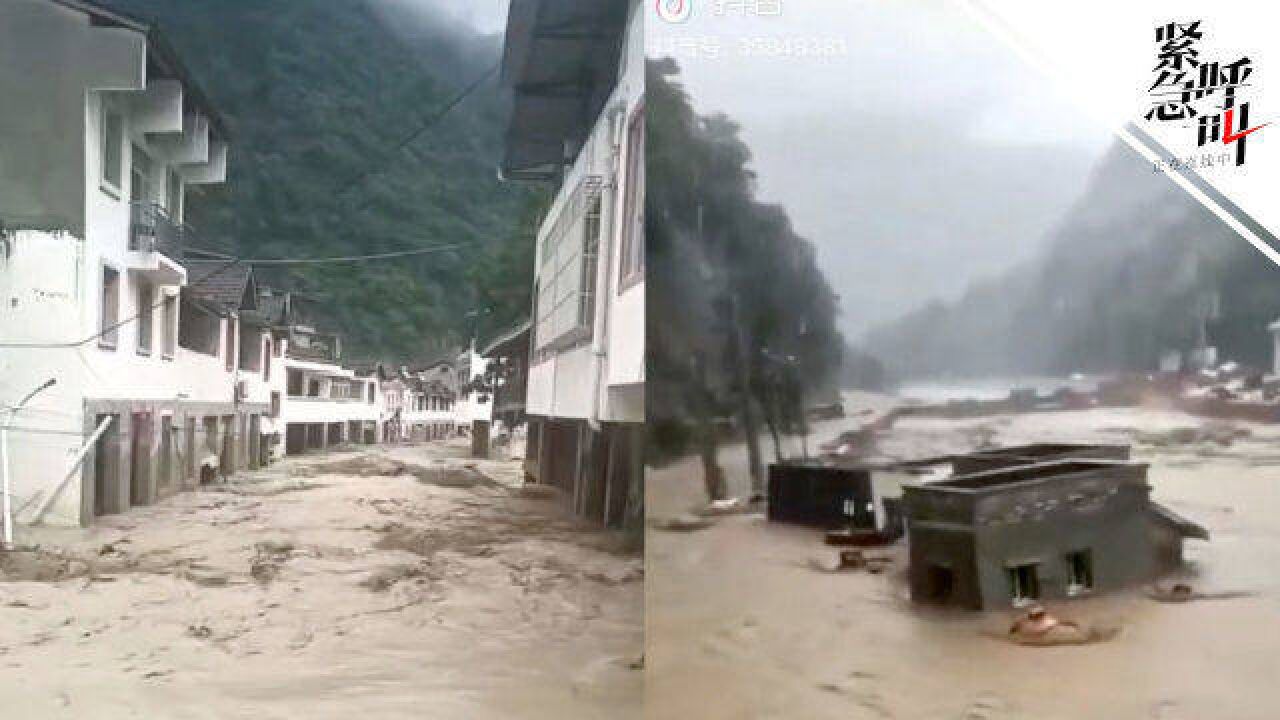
[184,260,256,312]
[1149,502,1210,541]
[480,318,531,357]
[47,0,231,141]
[501,0,630,180]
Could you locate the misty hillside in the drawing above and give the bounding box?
[863,141,1280,378]
[105,0,539,360]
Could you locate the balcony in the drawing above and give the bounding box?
[127,203,186,285]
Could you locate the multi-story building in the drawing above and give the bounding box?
[401,361,457,442]
[0,0,267,528]
[255,290,380,456]
[501,0,644,527]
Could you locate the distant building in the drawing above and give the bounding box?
[1269,318,1280,376]
[903,459,1207,610]
[258,290,381,456]
[500,0,644,528]
[0,0,259,526]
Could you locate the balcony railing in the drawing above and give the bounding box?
[129,202,184,260]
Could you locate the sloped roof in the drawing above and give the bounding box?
[184,260,255,312]
[501,0,629,180]
[480,318,531,357]
[1149,502,1210,541]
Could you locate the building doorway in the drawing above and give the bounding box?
[92,413,121,517]
[129,412,151,507]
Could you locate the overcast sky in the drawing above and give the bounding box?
[649,0,1116,340]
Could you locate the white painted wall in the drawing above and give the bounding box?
[0,0,232,525]
[525,2,645,426]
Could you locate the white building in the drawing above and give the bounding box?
[401,361,458,442]
[501,0,644,527]
[254,290,381,456]
[0,0,265,528]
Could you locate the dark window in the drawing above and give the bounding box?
[224,318,235,372]
[270,392,281,418]
[618,105,645,290]
[308,379,321,398]
[130,144,152,203]
[100,266,120,349]
[1007,564,1040,604]
[136,280,153,355]
[287,369,305,397]
[162,294,176,358]
[101,109,123,191]
[1066,550,1094,593]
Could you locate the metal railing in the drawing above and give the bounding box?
[129,202,184,260]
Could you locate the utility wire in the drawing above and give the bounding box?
[332,60,500,199]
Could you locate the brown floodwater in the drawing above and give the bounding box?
[646,396,1280,719]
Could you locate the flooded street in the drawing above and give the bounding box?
[0,441,642,720]
[646,395,1280,719]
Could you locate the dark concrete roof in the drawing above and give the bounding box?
[480,318,531,357]
[184,260,255,312]
[47,0,231,141]
[1149,502,1210,541]
[501,0,629,180]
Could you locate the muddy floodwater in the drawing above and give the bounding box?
[0,441,641,719]
[646,394,1280,719]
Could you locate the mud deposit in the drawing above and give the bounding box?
[647,394,1280,720]
[0,442,641,719]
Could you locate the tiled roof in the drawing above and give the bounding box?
[184,260,255,311]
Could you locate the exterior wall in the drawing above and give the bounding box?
[273,351,380,456]
[525,2,644,427]
[906,463,1160,610]
[0,0,232,526]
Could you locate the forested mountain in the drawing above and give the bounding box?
[648,58,844,464]
[863,142,1280,378]
[106,0,541,360]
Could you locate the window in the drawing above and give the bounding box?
[224,318,235,372]
[167,168,183,221]
[130,144,152,204]
[618,105,645,290]
[534,178,603,356]
[162,293,176,358]
[1006,563,1040,605]
[1065,550,1094,594]
[307,379,321,398]
[136,280,153,355]
[270,392,281,418]
[367,382,375,404]
[578,195,601,329]
[287,369,304,397]
[263,339,272,381]
[101,108,124,193]
[99,265,120,349]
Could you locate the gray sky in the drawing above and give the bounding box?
[649,0,1116,340]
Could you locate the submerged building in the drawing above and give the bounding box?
[903,459,1208,610]
[500,0,644,528]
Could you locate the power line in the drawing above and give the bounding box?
[332,61,500,199]
[224,241,474,266]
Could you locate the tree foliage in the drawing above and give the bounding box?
[107,0,537,361]
[647,58,844,465]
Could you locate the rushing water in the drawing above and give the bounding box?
[895,375,1103,403]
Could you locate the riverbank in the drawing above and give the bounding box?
[646,395,1280,719]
